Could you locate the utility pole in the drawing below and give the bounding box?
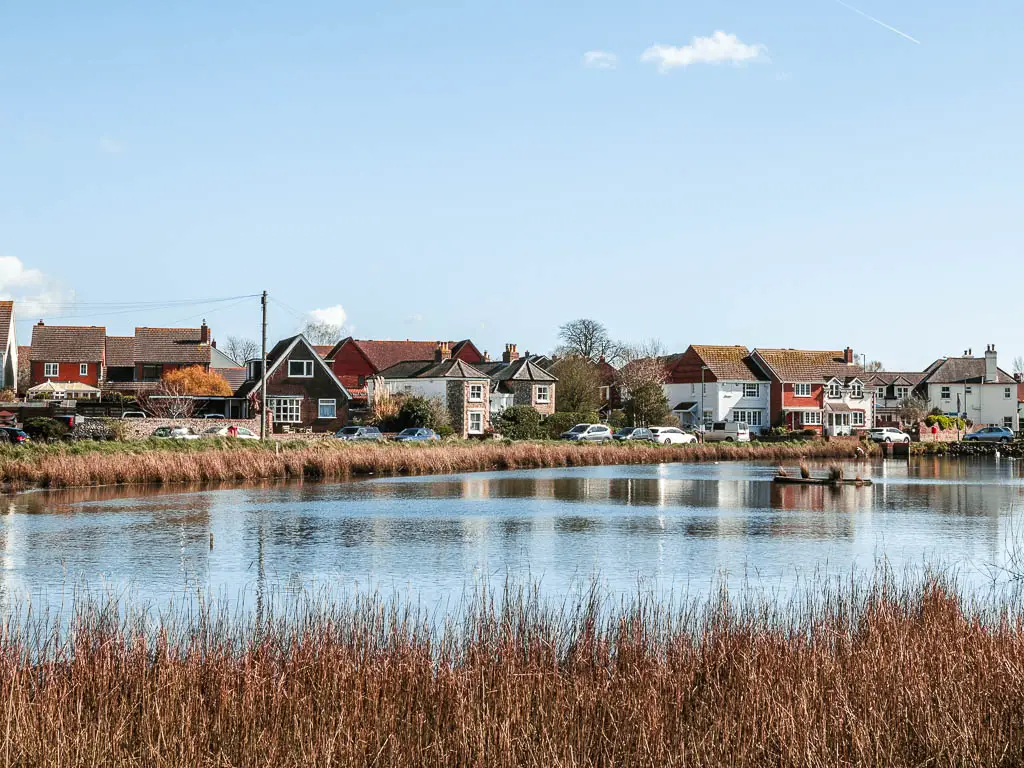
[260,290,268,441]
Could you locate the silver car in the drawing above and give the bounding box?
[963,426,1014,444]
[561,424,612,442]
[335,426,384,442]
[613,427,655,442]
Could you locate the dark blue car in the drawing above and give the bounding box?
[394,428,439,442]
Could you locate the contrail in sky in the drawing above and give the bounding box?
[832,0,921,44]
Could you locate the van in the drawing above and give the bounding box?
[703,421,751,443]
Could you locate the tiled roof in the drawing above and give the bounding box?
[377,358,489,380]
[863,371,926,387]
[921,358,1016,385]
[0,301,13,352]
[134,327,212,365]
[491,358,558,383]
[691,345,766,381]
[104,336,135,367]
[335,338,479,371]
[217,367,248,393]
[753,349,863,382]
[30,324,106,363]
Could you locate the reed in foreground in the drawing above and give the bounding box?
[1,574,1022,767]
[0,437,873,491]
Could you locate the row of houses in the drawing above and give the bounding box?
[3,297,1020,437]
[660,344,1020,436]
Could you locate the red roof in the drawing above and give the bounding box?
[134,327,212,365]
[334,338,480,371]
[30,324,106,363]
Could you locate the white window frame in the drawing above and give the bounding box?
[1004,417,1014,428]
[79,363,89,377]
[793,383,811,398]
[44,362,59,378]
[732,409,762,427]
[269,397,302,423]
[1005,387,1013,400]
[468,383,484,402]
[852,411,865,427]
[468,410,484,434]
[941,386,951,400]
[288,359,314,378]
[895,386,910,400]
[876,386,886,399]
[535,385,550,404]
[702,410,713,425]
[318,399,337,419]
[850,382,863,398]
[827,380,842,399]
[801,411,822,426]
[742,383,759,398]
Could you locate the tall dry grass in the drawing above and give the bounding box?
[1,575,1021,766]
[0,438,874,491]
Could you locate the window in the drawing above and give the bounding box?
[703,410,713,425]
[801,411,822,426]
[142,364,162,381]
[79,363,88,376]
[43,362,58,378]
[1004,417,1014,428]
[468,383,484,402]
[535,385,550,404]
[941,386,951,400]
[743,383,759,398]
[850,382,863,398]
[468,410,484,434]
[318,399,336,419]
[288,359,314,378]
[827,381,842,398]
[270,397,301,423]
[732,409,762,426]
[793,383,811,398]
[895,386,910,400]
[965,386,972,395]
[1006,387,1013,400]
[357,375,366,387]
[852,412,865,427]
[599,386,611,401]
[876,387,886,399]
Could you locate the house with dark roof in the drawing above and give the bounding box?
[29,322,107,390]
[368,343,491,437]
[918,345,1018,430]
[663,345,770,432]
[750,347,871,435]
[235,335,351,432]
[326,337,484,401]
[0,302,18,393]
[475,344,557,417]
[863,371,927,426]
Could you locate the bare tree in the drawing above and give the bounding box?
[865,360,884,372]
[303,321,343,346]
[556,319,622,364]
[224,336,260,364]
[897,395,929,427]
[616,341,671,427]
[138,380,196,420]
[549,356,603,413]
[1014,356,1024,379]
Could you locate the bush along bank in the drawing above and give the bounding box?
[0,437,877,492]
[913,440,1024,458]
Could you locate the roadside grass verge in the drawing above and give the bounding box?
[1,572,1020,766]
[0,438,874,491]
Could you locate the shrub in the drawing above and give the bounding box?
[497,406,543,441]
[162,366,232,396]
[802,429,818,437]
[389,396,450,432]
[436,424,455,439]
[0,388,17,402]
[23,417,69,442]
[543,411,600,440]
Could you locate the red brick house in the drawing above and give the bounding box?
[29,323,106,388]
[326,337,484,399]
[235,335,351,432]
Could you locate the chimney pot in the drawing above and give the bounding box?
[843,347,854,364]
[502,343,520,364]
[435,342,452,362]
[200,320,210,344]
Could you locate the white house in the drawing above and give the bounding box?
[920,345,1018,431]
[0,302,17,393]
[662,345,771,434]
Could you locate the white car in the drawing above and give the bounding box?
[649,427,698,445]
[151,426,200,440]
[868,427,911,444]
[703,421,751,443]
[203,426,259,440]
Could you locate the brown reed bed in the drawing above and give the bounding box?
[1,574,1021,767]
[0,438,874,492]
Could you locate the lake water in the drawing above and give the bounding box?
[3,456,1024,613]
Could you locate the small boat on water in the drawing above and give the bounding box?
[773,475,872,487]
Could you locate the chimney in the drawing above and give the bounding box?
[200,320,210,344]
[37,320,44,327]
[843,347,854,364]
[502,343,520,364]
[985,344,998,383]
[434,342,451,362]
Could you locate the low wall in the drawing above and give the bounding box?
[118,417,262,440]
[915,422,963,443]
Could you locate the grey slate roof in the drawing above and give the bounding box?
[491,358,557,383]
[377,358,489,380]
[921,357,1016,385]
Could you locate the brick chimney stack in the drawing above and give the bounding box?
[200,320,210,344]
[503,343,520,364]
[435,342,451,362]
[36,320,44,327]
[843,347,854,364]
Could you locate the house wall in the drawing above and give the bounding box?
[265,348,348,433]
[666,381,769,431]
[926,383,1018,429]
[31,361,102,387]
[447,379,489,438]
[330,345,375,390]
[510,381,555,415]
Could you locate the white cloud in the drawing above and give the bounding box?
[99,136,123,154]
[641,31,767,73]
[583,50,618,70]
[0,256,72,320]
[308,304,347,328]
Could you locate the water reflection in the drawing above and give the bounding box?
[0,458,1021,613]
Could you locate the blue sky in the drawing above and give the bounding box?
[2,1,1022,370]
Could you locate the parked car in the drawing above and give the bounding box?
[0,427,30,444]
[151,426,199,440]
[121,411,147,419]
[613,427,655,442]
[868,427,911,444]
[203,426,259,440]
[703,422,751,443]
[964,426,1015,444]
[394,427,440,442]
[335,426,385,442]
[560,424,613,442]
[202,414,226,419]
[648,426,698,445]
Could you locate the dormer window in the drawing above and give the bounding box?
[288,360,314,378]
[827,380,842,398]
[850,381,863,398]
